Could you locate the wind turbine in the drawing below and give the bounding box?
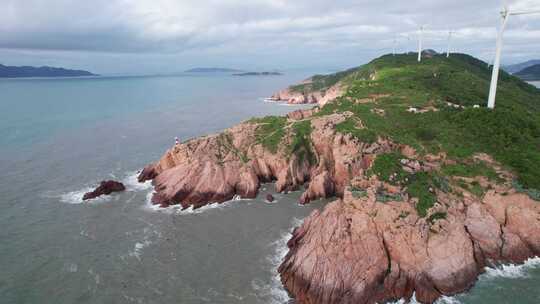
[446,30,455,58]
[487,3,540,109]
[393,35,397,56]
[418,26,425,62]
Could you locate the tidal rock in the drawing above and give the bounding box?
[82,180,125,201]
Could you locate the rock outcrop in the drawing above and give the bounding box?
[270,80,344,106]
[278,175,540,303]
[139,111,392,210]
[82,180,125,201]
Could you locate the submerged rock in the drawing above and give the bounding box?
[82,180,125,201]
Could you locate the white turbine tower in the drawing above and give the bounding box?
[393,35,397,56]
[446,30,455,58]
[418,26,425,62]
[487,3,540,109]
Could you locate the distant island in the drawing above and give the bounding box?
[504,59,540,74]
[184,67,243,73]
[514,64,540,81]
[233,71,283,76]
[0,64,97,78]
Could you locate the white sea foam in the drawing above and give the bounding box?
[143,192,243,215]
[254,217,303,304]
[482,256,540,279]
[128,240,153,260]
[122,171,153,192]
[386,258,540,303]
[59,187,112,204]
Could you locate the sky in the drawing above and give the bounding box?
[1,0,539,75]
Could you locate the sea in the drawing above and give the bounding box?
[0,74,539,304]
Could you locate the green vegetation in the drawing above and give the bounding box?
[350,186,368,198]
[216,133,250,164]
[289,120,316,164]
[250,116,287,153]
[442,161,500,181]
[407,172,438,217]
[513,180,540,201]
[375,188,404,203]
[368,152,407,184]
[335,118,377,143]
[428,212,447,224]
[315,53,540,194]
[250,53,540,215]
[289,66,362,94]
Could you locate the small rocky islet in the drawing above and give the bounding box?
[137,53,540,303]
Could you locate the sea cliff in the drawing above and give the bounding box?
[139,53,540,303]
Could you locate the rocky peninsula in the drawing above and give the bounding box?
[139,53,540,303]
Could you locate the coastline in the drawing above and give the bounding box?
[137,55,540,304]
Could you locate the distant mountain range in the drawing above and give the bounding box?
[514,64,540,81]
[0,64,97,78]
[184,67,243,73]
[504,60,540,74]
[233,71,283,76]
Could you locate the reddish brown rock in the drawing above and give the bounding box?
[270,78,344,106]
[279,186,540,304]
[138,113,388,210]
[82,180,125,201]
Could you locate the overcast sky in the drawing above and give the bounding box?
[1,0,539,75]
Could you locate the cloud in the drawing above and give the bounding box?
[0,0,539,72]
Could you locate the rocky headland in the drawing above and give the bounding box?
[139,53,540,303]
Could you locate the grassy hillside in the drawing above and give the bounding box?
[317,53,540,193]
[254,53,540,211]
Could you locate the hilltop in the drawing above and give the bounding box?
[515,64,540,81]
[139,53,540,304]
[0,64,97,78]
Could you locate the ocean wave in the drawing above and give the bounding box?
[122,171,153,192]
[128,240,153,260]
[386,258,540,303]
[388,293,461,304]
[56,170,152,205]
[143,192,242,215]
[59,187,112,204]
[253,217,303,304]
[482,256,540,279]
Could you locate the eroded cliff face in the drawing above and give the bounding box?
[270,81,344,106]
[278,171,540,304]
[138,109,540,304]
[139,110,392,209]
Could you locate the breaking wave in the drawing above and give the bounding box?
[253,217,303,304]
[59,187,112,204]
[122,171,153,192]
[144,193,244,215]
[483,256,540,279]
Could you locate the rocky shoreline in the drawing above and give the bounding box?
[269,78,344,105]
[137,57,540,303]
[138,108,540,303]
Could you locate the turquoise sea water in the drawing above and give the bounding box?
[0,75,539,304]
